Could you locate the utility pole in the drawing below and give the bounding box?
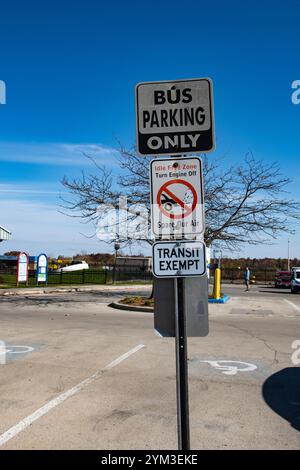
[287,239,290,271]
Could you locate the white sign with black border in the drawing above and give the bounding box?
[150,156,204,238]
[136,78,215,156]
[152,240,206,278]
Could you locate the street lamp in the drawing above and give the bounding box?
[113,240,121,284]
[114,241,121,258]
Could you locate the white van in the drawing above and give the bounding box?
[291,267,300,294]
[58,260,89,272]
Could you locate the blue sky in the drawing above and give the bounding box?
[0,0,299,258]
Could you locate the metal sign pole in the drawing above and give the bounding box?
[174,277,190,450]
[137,78,213,452]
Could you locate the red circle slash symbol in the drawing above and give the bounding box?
[157,179,197,220]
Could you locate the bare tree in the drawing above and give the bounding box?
[60,148,300,250]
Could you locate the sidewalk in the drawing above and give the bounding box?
[0,284,152,296]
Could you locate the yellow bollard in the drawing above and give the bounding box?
[213,268,221,300]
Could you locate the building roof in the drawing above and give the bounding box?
[0,225,12,241]
[0,225,11,234]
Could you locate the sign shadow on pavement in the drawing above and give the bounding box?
[262,367,300,432]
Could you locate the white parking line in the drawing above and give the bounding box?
[0,344,145,448]
[284,299,300,313]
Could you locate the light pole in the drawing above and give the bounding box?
[113,239,120,284]
[288,239,290,271]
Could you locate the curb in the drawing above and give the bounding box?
[111,295,231,310]
[208,295,230,304]
[109,301,154,313]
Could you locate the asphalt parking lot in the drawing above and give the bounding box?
[0,284,299,450]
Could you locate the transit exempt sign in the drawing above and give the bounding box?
[152,240,206,278]
[136,78,214,155]
[150,156,204,237]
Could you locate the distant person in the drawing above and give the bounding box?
[244,267,251,291]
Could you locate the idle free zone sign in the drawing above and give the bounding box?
[150,156,204,238]
[152,240,206,278]
[136,78,214,155]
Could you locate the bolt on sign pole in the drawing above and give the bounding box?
[174,276,190,450]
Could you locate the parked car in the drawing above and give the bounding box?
[274,270,292,288]
[291,267,300,294]
[57,260,89,272]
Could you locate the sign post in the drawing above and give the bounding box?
[135,77,215,451]
[152,239,206,449]
[175,276,190,449]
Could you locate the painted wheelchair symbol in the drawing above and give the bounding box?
[0,343,34,364]
[200,360,257,375]
[157,179,197,219]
